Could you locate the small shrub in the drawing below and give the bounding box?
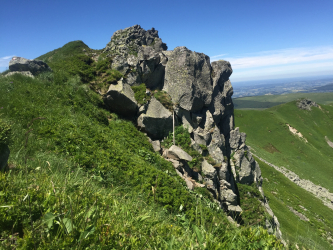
[153,90,173,111]
[105,69,123,84]
[131,83,151,105]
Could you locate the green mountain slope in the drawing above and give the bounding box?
[234,92,333,109]
[235,101,333,248]
[235,101,333,192]
[0,42,285,248]
[258,157,333,249]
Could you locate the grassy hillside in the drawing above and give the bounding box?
[0,42,285,249]
[234,92,333,109]
[235,101,333,192]
[258,157,333,249]
[234,102,333,248]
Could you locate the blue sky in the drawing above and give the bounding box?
[1,0,332,82]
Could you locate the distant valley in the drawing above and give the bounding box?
[233,76,333,98]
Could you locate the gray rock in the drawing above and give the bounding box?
[297,98,318,111]
[190,138,203,154]
[202,160,217,180]
[221,189,238,205]
[138,47,165,89]
[175,107,196,133]
[204,178,218,198]
[103,80,138,116]
[104,25,167,90]
[207,126,226,163]
[228,205,243,215]
[218,162,230,181]
[163,46,213,112]
[151,140,161,153]
[111,55,130,75]
[104,25,167,55]
[193,127,211,146]
[167,145,192,162]
[185,178,194,190]
[138,103,148,116]
[203,110,215,132]
[9,57,51,75]
[209,60,233,125]
[137,97,173,140]
[0,145,10,171]
[165,158,183,171]
[229,127,241,149]
[5,71,34,78]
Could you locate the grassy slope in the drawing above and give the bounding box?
[235,101,333,192]
[234,92,333,109]
[257,157,333,249]
[0,41,285,248]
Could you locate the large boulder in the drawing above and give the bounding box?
[163,46,213,112]
[103,80,138,116]
[166,145,192,162]
[202,160,217,180]
[104,25,167,89]
[104,25,167,54]
[137,97,173,140]
[137,47,165,89]
[9,57,51,75]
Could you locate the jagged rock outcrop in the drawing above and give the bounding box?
[102,25,282,239]
[137,97,173,140]
[103,80,138,116]
[209,60,233,125]
[297,98,319,111]
[103,25,168,89]
[9,57,51,75]
[163,46,213,112]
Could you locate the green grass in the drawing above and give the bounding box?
[234,92,333,109]
[257,157,333,249]
[235,101,333,192]
[0,72,285,248]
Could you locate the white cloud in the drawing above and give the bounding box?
[210,53,227,59]
[212,46,333,69]
[230,61,333,82]
[211,46,333,81]
[0,55,15,67]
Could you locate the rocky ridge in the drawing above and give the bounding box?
[100,25,282,239]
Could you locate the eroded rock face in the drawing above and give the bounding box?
[163,46,213,112]
[137,97,173,140]
[100,26,279,235]
[103,80,138,116]
[103,25,167,90]
[209,61,233,125]
[9,57,51,75]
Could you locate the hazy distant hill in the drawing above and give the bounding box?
[234,92,333,109]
